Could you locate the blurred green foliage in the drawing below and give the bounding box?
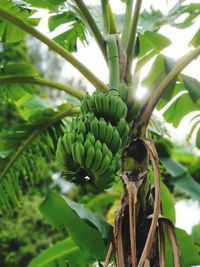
[0,194,67,267]
[0,39,67,267]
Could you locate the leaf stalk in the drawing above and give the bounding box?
[107,35,119,93]
[136,45,200,133]
[73,0,107,60]
[125,0,143,82]
[0,8,107,91]
[121,0,134,49]
[0,76,86,100]
[101,0,110,34]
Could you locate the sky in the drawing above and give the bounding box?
[36,0,200,234]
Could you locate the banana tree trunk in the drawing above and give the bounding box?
[113,40,160,267]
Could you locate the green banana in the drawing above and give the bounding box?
[104,122,114,146]
[78,120,86,133]
[94,166,115,189]
[75,142,85,166]
[94,93,103,115]
[102,143,110,157]
[84,139,92,151]
[83,112,94,130]
[76,132,85,143]
[86,97,95,111]
[104,165,116,180]
[91,119,99,137]
[72,142,78,164]
[126,100,141,122]
[108,94,117,118]
[65,136,72,154]
[67,131,75,152]
[117,118,129,146]
[95,139,102,150]
[115,98,127,120]
[86,146,96,169]
[70,118,76,130]
[96,155,111,176]
[114,153,121,171]
[98,119,107,141]
[109,129,121,153]
[81,96,90,113]
[119,82,128,102]
[102,95,110,118]
[107,149,113,160]
[120,126,129,147]
[117,118,127,136]
[100,165,116,183]
[62,134,71,154]
[87,132,96,144]
[114,137,122,154]
[91,148,103,172]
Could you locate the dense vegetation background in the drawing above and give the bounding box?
[0,0,199,266]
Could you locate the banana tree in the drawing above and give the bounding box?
[0,0,200,267]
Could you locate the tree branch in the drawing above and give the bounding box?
[73,0,107,60]
[0,8,107,91]
[125,0,143,82]
[0,76,86,100]
[136,46,200,134]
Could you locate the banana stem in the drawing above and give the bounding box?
[0,8,107,91]
[125,0,143,82]
[101,0,110,34]
[121,0,134,49]
[101,1,117,35]
[0,76,86,100]
[73,0,107,60]
[108,4,117,34]
[136,45,200,135]
[107,35,119,94]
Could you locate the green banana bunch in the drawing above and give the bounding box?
[71,109,129,153]
[81,92,127,124]
[56,88,133,192]
[56,130,121,191]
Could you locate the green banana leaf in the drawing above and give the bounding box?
[40,192,112,260]
[28,237,93,267]
[165,228,200,267]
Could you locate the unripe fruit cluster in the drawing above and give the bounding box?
[56,84,139,192]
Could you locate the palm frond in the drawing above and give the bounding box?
[0,105,80,214]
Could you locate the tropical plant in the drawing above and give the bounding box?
[0,194,67,267]
[0,0,200,267]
